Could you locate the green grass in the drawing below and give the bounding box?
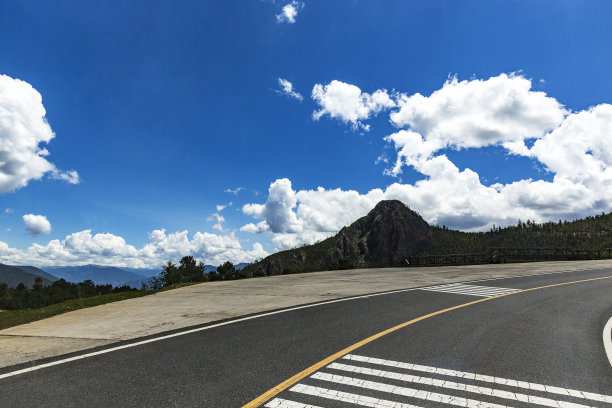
[0,290,157,330]
[0,281,205,330]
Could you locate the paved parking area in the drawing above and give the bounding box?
[2,260,612,368]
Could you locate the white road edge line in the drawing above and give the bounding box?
[343,354,612,404]
[419,288,517,298]
[0,287,417,380]
[290,383,424,408]
[420,286,514,297]
[422,284,516,291]
[0,265,605,380]
[603,315,612,370]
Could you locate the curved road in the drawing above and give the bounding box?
[1,267,612,407]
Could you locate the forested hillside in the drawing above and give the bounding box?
[428,214,612,254]
[244,201,612,277]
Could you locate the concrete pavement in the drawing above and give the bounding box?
[2,259,612,368]
[2,266,612,407]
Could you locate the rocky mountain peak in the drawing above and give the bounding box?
[244,200,433,276]
[345,200,432,266]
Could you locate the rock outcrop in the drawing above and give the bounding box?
[244,200,432,276]
[345,200,432,266]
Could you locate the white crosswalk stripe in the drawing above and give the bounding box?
[326,362,589,408]
[270,354,612,408]
[265,397,324,408]
[308,372,512,408]
[289,383,423,408]
[343,354,612,404]
[418,283,519,297]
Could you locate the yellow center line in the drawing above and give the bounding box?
[242,274,612,408]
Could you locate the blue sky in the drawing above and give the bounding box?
[1,1,612,267]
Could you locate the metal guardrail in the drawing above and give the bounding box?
[407,247,612,266]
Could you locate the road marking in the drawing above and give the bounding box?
[290,383,423,408]
[264,398,323,408]
[243,274,612,407]
[0,286,434,381]
[604,315,612,370]
[419,283,519,297]
[0,263,599,381]
[327,362,596,408]
[343,354,612,404]
[311,371,513,408]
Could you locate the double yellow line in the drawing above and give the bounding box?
[243,274,612,407]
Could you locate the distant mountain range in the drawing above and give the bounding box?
[119,263,250,288]
[0,264,58,288]
[41,265,150,287]
[9,265,59,282]
[120,267,162,277]
[0,262,251,288]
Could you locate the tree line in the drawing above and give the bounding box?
[429,212,612,255]
[0,278,136,310]
[0,257,248,310]
[149,256,247,289]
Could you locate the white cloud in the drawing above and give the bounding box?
[240,74,612,247]
[207,213,225,231]
[0,229,268,268]
[276,78,303,101]
[312,80,395,131]
[388,73,566,160]
[0,74,79,194]
[50,169,80,184]
[23,214,52,236]
[242,178,385,249]
[243,178,300,234]
[276,1,304,24]
[240,221,268,234]
[530,104,612,184]
[224,187,243,195]
[4,208,13,213]
[216,204,226,212]
[381,74,612,224]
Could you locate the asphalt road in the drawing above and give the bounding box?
[2,267,612,407]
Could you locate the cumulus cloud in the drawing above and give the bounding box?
[23,214,52,235]
[0,229,268,268]
[388,73,566,160]
[0,74,79,194]
[240,73,612,248]
[240,221,268,234]
[312,80,395,130]
[207,213,225,231]
[382,73,612,223]
[276,78,303,101]
[243,178,385,249]
[276,1,304,24]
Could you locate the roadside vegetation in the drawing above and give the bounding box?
[428,214,612,254]
[0,290,152,330]
[4,213,612,329]
[150,256,247,289]
[244,212,612,275]
[0,256,246,330]
[0,278,137,310]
